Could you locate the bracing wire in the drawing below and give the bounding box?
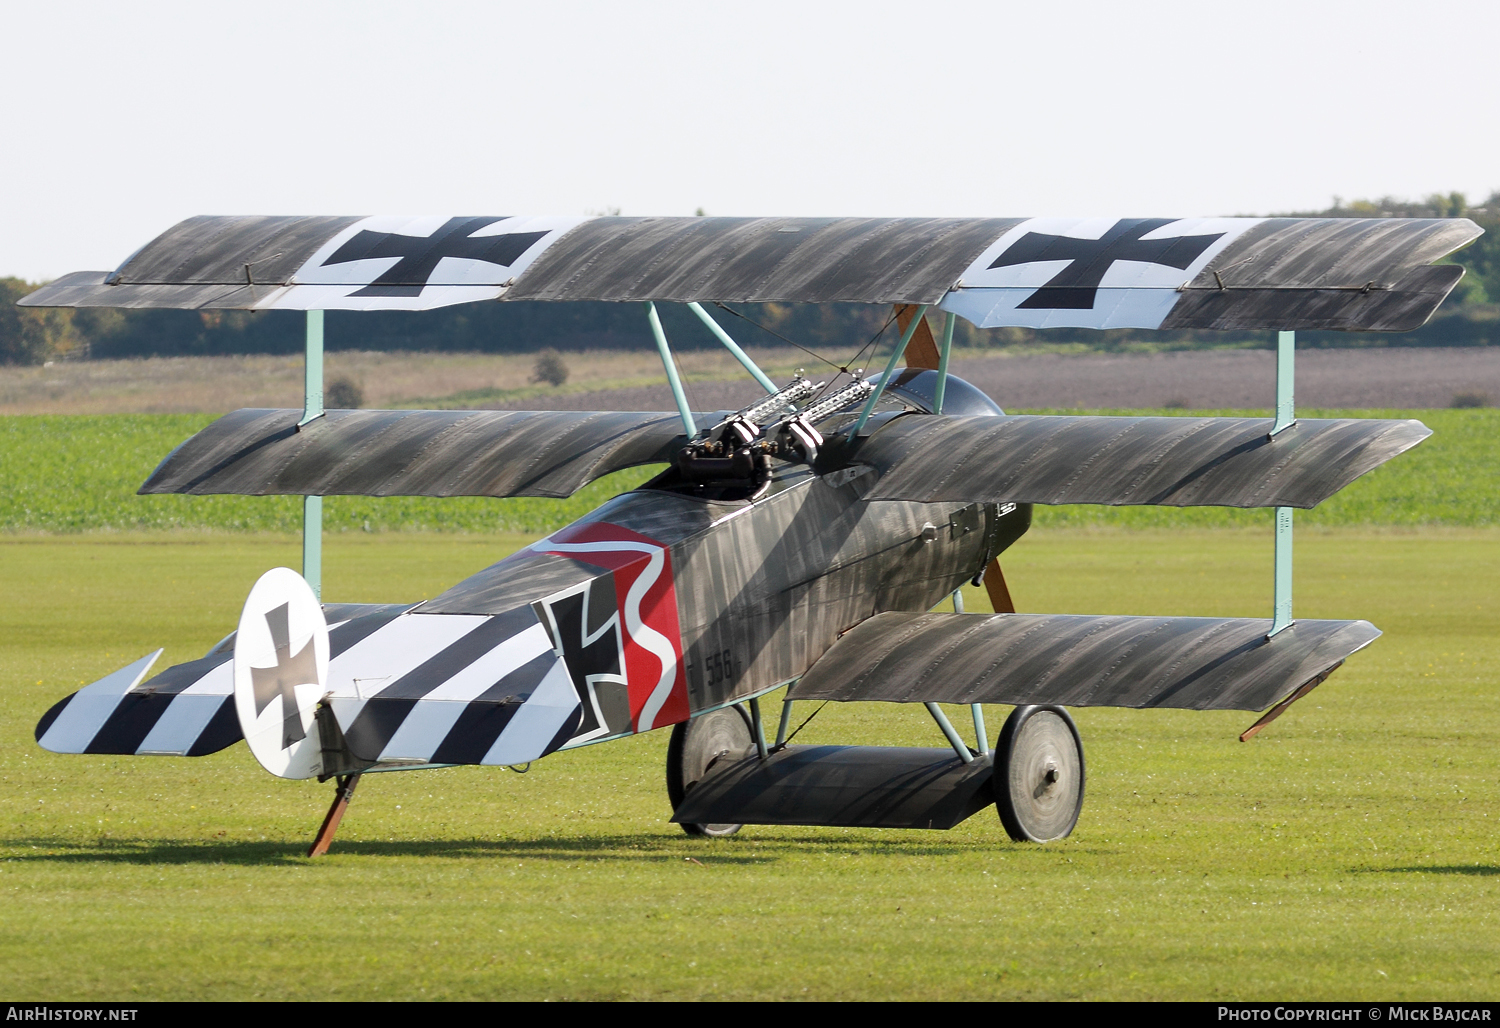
[780,701,829,747]
[711,302,844,372]
[841,309,899,381]
[711,301,902,407]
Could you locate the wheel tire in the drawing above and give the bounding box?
[995,705,1085,843]
[666,705,754,837]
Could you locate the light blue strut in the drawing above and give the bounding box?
[853,304,929,434]
[644,302,697,437]
[686,302,780,395]
[300,309,324,599]
[934,311,956,415]
[925,702,975,764]
[1270,330,1295,636]
[950,587,989,754]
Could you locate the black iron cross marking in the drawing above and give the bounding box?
[543,582,624,738]
[321,217,549,297]
[988,218,1225,310]
[249,602,318,749]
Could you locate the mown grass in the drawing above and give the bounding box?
[2,409,1496,536]
[1,529,1497,1000]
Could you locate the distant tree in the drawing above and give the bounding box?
[325,377,364,408]
[1458,191,1500,305]
[0,278,81,364]
[530,348,569,386]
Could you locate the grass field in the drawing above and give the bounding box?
[2,527,1497,1000]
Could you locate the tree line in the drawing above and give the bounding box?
[5,192,1499,365]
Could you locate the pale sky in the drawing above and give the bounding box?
[3,0,1496,281]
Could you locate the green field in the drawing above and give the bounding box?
[4,408,1497,534]
[2,527,1497,1000]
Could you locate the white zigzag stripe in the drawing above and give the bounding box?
[540,540,680,733]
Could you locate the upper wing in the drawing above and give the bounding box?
[788,611,1380,712]
[140,408,715,499]
[19,214,1481,332]
[853,413,1430,508]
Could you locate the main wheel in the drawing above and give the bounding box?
[995,705,1085,843]
[666,705,754,837]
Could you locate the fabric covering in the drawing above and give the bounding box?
[855,413,1430,508]
[138,408,719,499]
[788,611,1380,712]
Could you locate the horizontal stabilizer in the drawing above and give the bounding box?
[139,408,721,499]
[325,606,581,766]
[788,611,1380,712]
[856,414,1429,508]
[35,649,241,757]
[33,603,414,758]
[32,600,583,768]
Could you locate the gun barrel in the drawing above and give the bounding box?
[799,379,875,425]
[736,375,818,426]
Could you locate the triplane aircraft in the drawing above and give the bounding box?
[22,213,1481,852]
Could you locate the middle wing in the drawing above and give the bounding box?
[853,413,1430,508]
[140,408,717,499]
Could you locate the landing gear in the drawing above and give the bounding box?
[994,705,1085,843]
[666,705,754,837]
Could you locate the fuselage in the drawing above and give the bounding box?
[418,429,1031,751]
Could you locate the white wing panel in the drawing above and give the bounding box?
[941,217,1262,330]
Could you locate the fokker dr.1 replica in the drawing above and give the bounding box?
[22,213,1480,851]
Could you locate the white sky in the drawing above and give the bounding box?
[2,0,1496,281]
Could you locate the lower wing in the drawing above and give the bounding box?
[789,611,1378,713]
